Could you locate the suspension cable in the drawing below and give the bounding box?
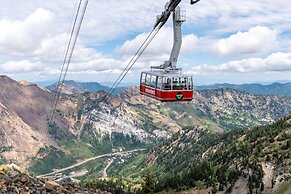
[103,25,162,102]
[103,28,157,100]
[49,0,89,123]
[104,0,157,98]
[49,0,82,122]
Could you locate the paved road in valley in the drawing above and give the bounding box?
[38,149,145,178]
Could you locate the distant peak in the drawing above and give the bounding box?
[0,75,10,79]
[0,75,17,83]
[64,80,77,84]
[18,80,36,86]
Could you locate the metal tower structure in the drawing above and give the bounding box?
[151,0,200,73]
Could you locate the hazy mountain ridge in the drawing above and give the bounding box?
[47,80,126,95]
[196,82,291,96]
[194,88,291,130]
[47,80,291,97]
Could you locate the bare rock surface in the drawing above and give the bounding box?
[0,167,110,194]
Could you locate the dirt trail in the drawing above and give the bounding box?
[102,159,114,178]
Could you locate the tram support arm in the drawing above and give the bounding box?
[169,7,183,68]
[191,0,200,5]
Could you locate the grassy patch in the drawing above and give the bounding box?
[60,139,94,159]
[29,146,76,175]
[275,182,291,194]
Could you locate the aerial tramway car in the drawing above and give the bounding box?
[140,0,197,102]
[140,71,193,102]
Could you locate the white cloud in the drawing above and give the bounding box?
[266,52,291,71]
[0,0,290,83]
[0,60,46,73]
[119,27,198,57]
[33,33,68,63]
[0,8,55,55]
[189,52,291,74]
[183,0,291,35]
[68,56,123,73]
[211,26,278,56]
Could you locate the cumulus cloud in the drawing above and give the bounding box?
[189,52,291,74]
[33,33,68,63]
[0,0,290,82]
[183,0,291,35]
[0,60,46,73]
[0,8,55,55]
[119,27,198,57]
[211,26,278,56]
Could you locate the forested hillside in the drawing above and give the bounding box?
[106,116,291,193]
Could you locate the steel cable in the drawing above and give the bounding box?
[49,0,89,123]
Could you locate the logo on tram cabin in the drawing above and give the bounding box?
[145,88,155,95]
[176,92,184,100]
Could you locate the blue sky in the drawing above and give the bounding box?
[0,0,291,85]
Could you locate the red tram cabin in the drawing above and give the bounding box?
[140,71,193,102]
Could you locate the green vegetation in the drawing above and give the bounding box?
[59,138,94,159]
[111,132,146,150]
[48,122,73,141]
[81,177,143,194]
[154,116,290,192]
[105,115,291,193]
[58,158,108,179]
[108,153,146,179]
[142,170,156,194]
[77,94,85,120]
[80,133,112,155]
[0,156,7,165]
[133,106,168,135]
[29,146,77,175]
[275,182,291,194]
[81,169,157,194]
[30,119,149,176]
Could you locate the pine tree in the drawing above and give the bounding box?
[260,183,264,192]
[143,170,155,194]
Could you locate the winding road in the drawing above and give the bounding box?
[38,149,145,178]
[102,159,114,178]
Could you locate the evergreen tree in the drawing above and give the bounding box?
[260,183,264,192]
[143,170,155,194]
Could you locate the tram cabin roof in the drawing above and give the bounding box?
[141,71,192,78]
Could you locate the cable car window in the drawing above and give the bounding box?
[187,77,193,90]
[162,77,171,90]
[181,77,187,90]
[172,77,180,90]
[157,76,162,89]
[145,74,151,86]
[141,73,146,84]
[150,75,157,88]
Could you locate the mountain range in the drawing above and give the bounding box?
[196,82,291,96]
[47,80,126,95]
[44,80,291,97]
[0,75,290,193]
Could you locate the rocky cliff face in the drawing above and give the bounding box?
[81,87,291,144]
[0,76,76,166]
[194,88,291,129]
